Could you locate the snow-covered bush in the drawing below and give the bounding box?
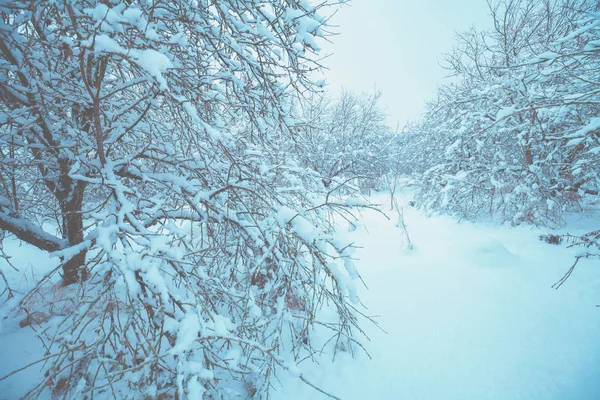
[400,0,600,226]
[293,91,396,192]
[0,0,370,397]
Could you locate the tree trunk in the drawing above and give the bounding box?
[61,208,87,285]
[60,181,88,285]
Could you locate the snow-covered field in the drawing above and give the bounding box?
[274,190,600,400]
[1,189,599,399]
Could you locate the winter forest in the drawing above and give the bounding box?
[0,0,599,399]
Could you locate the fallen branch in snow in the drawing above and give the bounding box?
[553,254,587,289]
[298,375,343,400]
[552,252,600,289]
[552,230,600,289]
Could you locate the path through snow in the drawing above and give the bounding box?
[276,191,600,400]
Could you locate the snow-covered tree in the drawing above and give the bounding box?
[399,0,600,226]
[0,1,371,398]
[293,90,396,192]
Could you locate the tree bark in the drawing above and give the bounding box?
[58,173,88,285]
[61,200,87,285]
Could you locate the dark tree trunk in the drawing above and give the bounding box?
[61,200,87,285]
[58,170,88,285]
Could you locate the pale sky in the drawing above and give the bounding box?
[320,0,492,128]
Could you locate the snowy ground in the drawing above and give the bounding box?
[275,190,600,400]
[1,189,599,399]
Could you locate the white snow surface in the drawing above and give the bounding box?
[274,190,600,400]
[1,189,599,399]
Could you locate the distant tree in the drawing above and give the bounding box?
[0,1,370,398]
[293,90,395,192]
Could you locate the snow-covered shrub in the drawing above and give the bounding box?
[400,0,600,226]
[0,0,370,397]
[293,91,396,192]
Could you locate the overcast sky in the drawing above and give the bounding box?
[320,0,492,128]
